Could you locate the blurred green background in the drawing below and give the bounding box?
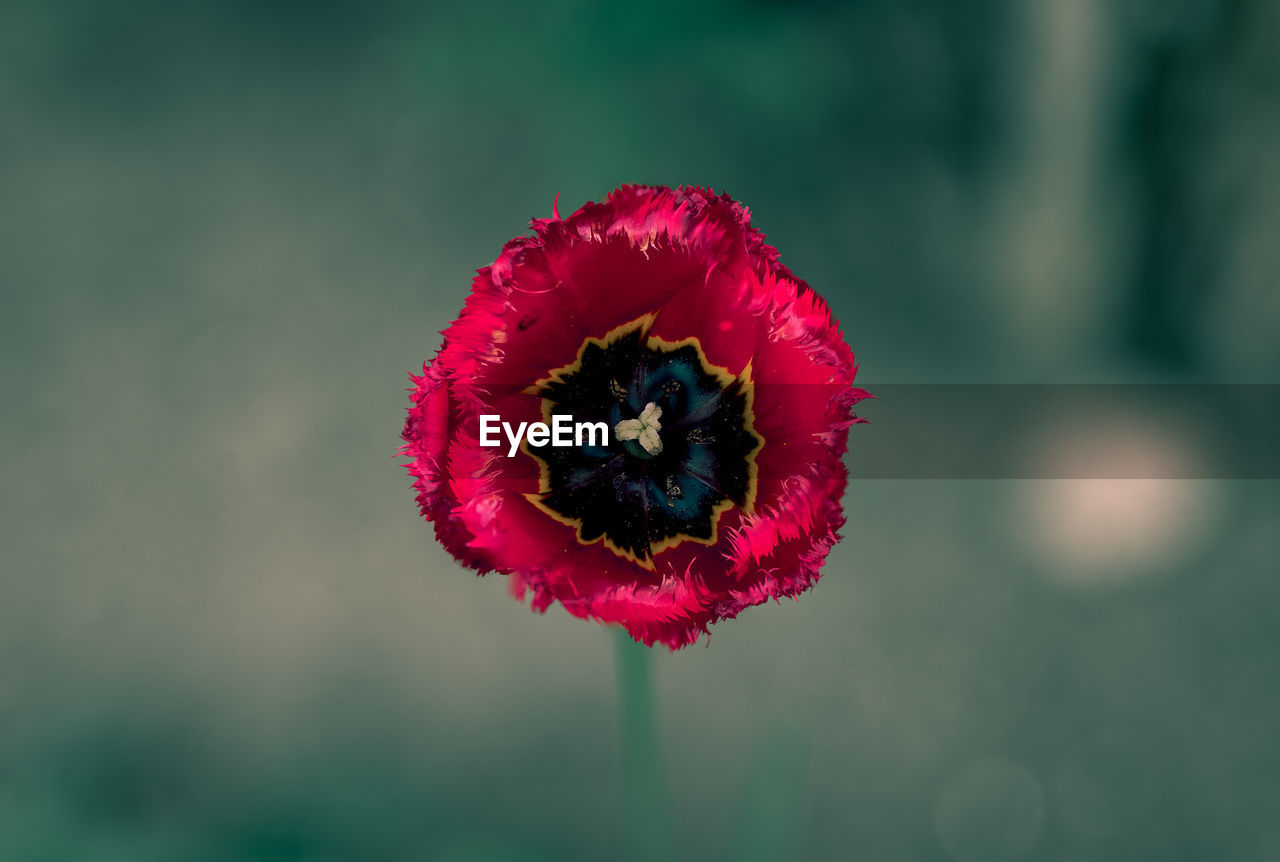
[3,1,1279,859]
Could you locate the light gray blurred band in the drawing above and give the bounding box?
[848,385,1280,478]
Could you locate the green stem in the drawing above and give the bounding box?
[614,628,671,862]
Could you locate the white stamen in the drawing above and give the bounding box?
[614,402,664,455]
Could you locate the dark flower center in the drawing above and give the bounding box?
[526,318,762,567]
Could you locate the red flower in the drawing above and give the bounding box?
[401,186,869,648]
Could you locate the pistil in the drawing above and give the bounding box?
[614,402,664,456]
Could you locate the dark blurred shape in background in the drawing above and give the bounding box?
[2,1,1277,860]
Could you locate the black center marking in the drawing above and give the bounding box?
[524,318,762,568]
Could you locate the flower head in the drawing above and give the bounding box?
[401,185,869,648]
